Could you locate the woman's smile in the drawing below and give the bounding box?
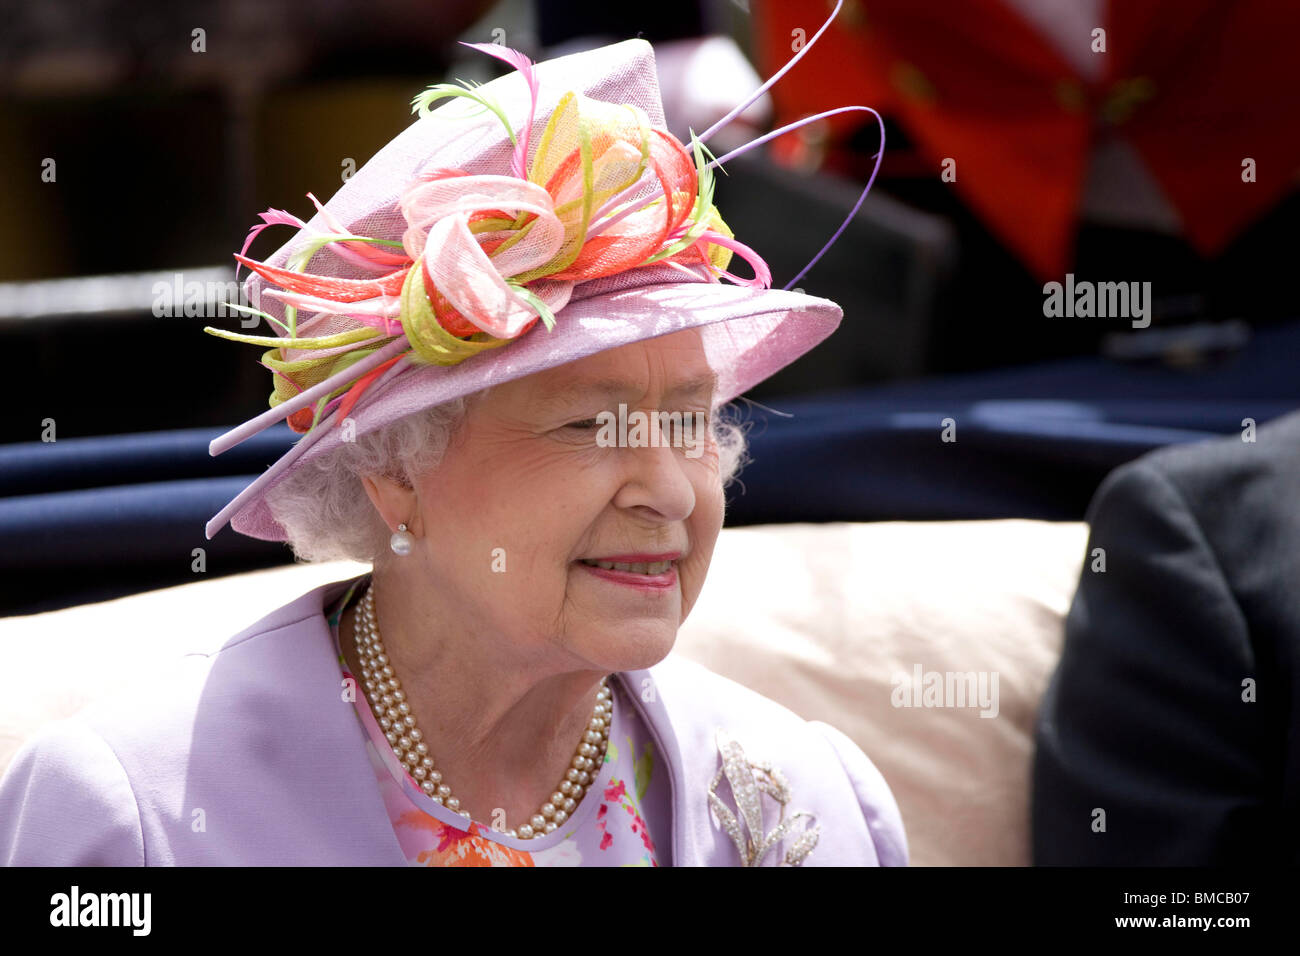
[573,557,679,591]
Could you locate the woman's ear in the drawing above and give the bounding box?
[361,471,420,536]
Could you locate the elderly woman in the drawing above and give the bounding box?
[0,28,905,866]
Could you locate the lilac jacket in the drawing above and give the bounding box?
[0,575,908,866]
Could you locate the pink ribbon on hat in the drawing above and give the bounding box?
[400,174,573,339]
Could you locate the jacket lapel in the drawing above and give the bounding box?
[290,574,409,865]
[616,665,740,866]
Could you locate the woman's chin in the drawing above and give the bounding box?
[577,624,678,674]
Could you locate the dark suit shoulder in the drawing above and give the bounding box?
[1133,409,1300,502]
[1096,410,1300,634]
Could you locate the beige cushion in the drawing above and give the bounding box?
[675,520,1087,866]
[0,519,1086,866]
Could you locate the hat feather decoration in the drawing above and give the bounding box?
[205,41,754,437]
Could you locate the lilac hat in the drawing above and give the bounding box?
[203,2,882,542]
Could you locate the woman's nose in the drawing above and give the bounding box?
[609,418,698,522]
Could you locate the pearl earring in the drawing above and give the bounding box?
[390,523,414,556]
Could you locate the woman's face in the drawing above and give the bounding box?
[399,328,725,674]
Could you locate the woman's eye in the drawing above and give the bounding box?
[559,414,712,441]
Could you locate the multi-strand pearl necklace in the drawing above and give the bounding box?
[352,582,611,840]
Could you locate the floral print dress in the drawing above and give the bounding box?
[327,576,673,866]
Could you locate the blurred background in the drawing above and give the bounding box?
[2,0,1297,613]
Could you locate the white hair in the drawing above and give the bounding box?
[266,389,752,565]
